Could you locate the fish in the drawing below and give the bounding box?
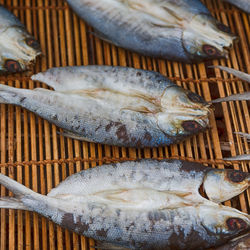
[0,159,249,249]
[0,5,41,73]
[210,66,250,103]
[0,66,211,148]
[66,0,237,63]
[223,0,250,14]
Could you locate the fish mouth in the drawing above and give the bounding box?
[0,26,41,73]
[182,14,238,60]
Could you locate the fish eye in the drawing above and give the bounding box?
[25,38,40,50]
[226,218,247,231]
[187,92,206,104]
[182,121,203,132]
[227,170,247,183]
[217,23,232,34]
[202,45,220,57]
[4,60,22,73]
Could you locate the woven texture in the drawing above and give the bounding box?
[0,0,249,249]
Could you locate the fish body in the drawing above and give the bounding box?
[0,66,211,147]
[0,160,249,249]
[223,0,250,13]
[66,0,237,63]
[0,5,41,73]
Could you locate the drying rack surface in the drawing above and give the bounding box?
[0,0,249,249]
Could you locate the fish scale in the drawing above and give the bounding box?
[0,66,211,147]
[66,0,237,62]
[0,160,249,249]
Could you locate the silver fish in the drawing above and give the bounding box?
[0,5,41,73]
[223,0,250,14]
[0,66,211,148]
[0,160,249,249]
[66,0,237,63]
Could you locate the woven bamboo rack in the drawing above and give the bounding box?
[0,0,249,249]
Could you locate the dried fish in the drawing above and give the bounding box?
[223,0,250,13]
[0,66,211,147]
[0,160,249,249]
[66,0,237,63]
[0,5,41,73]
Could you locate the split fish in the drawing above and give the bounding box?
[66,0,237,63]
[223,0,250,14]
[0,160,249,249]
[0,66,211,148]
[0,5,41,73]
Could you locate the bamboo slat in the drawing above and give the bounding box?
[0,0,249,249]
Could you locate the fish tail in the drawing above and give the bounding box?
[0,197,31,211]
[0,84,23,105]
[0,173,36,210]
[31,70,58,90]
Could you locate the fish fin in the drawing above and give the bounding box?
[121,105,160,114]
[165,190,192,197]
[0,173,36,211]
[0,173,35,197]
[65,89,104,98]
[211,92,250,103]
[209,66,250,83]
[92,241,130,250]
[31,71,59,90]
[89,30,116,45]
[0,84,19,104]
[0,197,31,211]
[58,130,95,143]
[94,189,129,203]
[223,154,250,161]
[235,132,250,141]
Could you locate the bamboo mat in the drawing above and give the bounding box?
[0,0,249,249]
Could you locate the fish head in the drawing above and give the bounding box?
[0,26,41,73]
[203,169,250,203]
[183,14,238,61]
[157,86,211,139]
[199,205,250,241]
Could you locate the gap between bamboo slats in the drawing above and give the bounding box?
[0,0,249,249]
